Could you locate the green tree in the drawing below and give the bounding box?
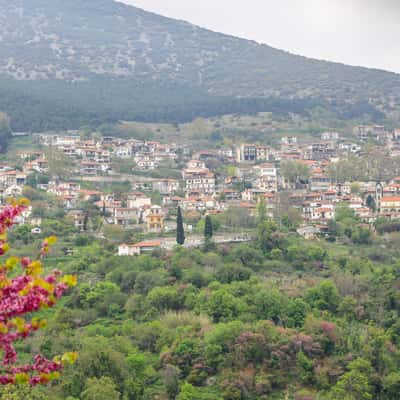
[383,372,400,400]
[328,359,373,400]
[151,190,162,206]
[335,203,357,223]
[366,194,376,212]
[256,197,267,224]
[103,225,127,243]
[281,207,302,230]
[81,377,120,400]
[147,286,181,311]
[61,338,128,397]
[281,160,310,188]
[196,217,221,235]
[204,321,244,369]
[0,112,12,153]
[176,206,185,245]
[83,212,89,232]
[350,182,361,194]
[350,226,372,245]
[305,281,340,312]
[8,224,34,245]
[177,383,219,400]
[253,289,286,324]
[0,385,46,400]
[44,148,74,180]
[222,207,255,229]
[162,365,180,400]
[286,298,308,328]
[204,215,213,239]
[338,296,357,320]
[297,351,314,384]
[257,219,282,254]
[207,290,241,322]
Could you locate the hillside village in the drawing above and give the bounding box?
[3,123,400,254]
[3,1,400,398]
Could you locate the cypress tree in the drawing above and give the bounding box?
[176,206,185,245]
[366,194,376,212]
[204,215,213,239]
[83,212,89,231]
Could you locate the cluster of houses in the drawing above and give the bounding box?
[2,124,400,252]
[47,183,166,233]
[35,133,180,174]
[354,125,400,156]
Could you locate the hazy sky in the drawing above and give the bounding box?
[121,0,400,73]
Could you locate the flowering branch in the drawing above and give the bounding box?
[0,199,77,385]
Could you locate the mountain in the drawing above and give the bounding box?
[0,0,399,130]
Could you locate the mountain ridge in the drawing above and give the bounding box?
[127,1,400,77]
[0,0,399,130]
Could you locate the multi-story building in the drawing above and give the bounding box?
[146,205,164,232]
[380,196,400,214]
[321,131,340,141]
[152,179,180,195]
[236,144,275,163]
[48,181,81,197]
[339,143,361,154]
[114,144,132,158]
[113,208,140,226]
[68,210,86,232]
[253,163,278,192]
[184,168,215,194]
[0,171,27,187]
[303,143,336,161]
[127,192,152,209]
[79,161,103,175]
[310,172,330,192]
[236,144,257,162]
[354,125,385,141]
[256,145,275,162]
[134,155,158,170]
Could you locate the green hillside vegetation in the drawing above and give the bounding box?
[0,112,12,152]
[5,190,400,400]
[0,77,384,132]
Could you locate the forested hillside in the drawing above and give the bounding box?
[0,0,398,130]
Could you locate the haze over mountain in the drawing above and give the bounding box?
[0,0,399,131]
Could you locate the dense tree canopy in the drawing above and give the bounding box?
[0,112,12,153]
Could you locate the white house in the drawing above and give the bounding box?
[118,241,162,256]
[253,163,278,192]
[127,192,152,209]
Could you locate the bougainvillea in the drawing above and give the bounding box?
[0,199,77,385]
